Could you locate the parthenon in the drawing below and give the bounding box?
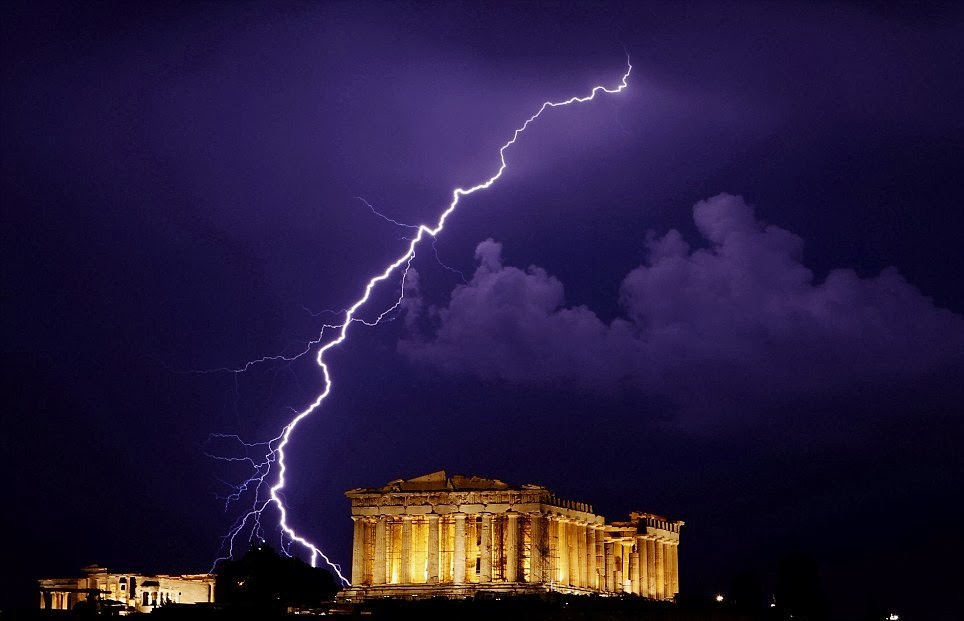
[340,471,682,601]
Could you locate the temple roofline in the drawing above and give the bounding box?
[346,470,537,494]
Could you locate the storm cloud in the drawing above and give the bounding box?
[400,194,964,414]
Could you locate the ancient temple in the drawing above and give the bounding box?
[340,471,682,601]
[38,564,215,612]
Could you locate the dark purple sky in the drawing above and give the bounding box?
[3,2,963,619]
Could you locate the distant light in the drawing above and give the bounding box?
[715,594,725,603]
[887,615,899,621]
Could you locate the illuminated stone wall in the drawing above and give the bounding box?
[38,564,215,612]
[340,471,682,602]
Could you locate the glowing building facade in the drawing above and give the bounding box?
[38,564,215,613]
[340,471,682,601]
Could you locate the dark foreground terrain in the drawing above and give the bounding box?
[5,595,767,621]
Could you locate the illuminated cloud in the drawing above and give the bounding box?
[400,194,964,412]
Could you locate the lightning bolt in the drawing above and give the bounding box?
[210,56,631,584]
[356,196,468,282]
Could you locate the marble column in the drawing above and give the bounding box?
[637,536,650,598]
[530,513,543,583]
[654,540,665,600]
[506,512,519,582]
[568,521,579,587]
[373,517,387,585]
[454,513,466,584]
[400,516,413,583]
[480,513,492,582]
[587,526,597,590]
[604,542,615,592]
[646,537,656,598]
[351,517,365,585]
[595,530,604,590]
[613,542,623,593]
[576,522,587,587]
[492,515,503,580]
[665,540,672,599]
[557,517,569,585]
[671,541,680,597]
[630,545,640,595]
[427,514,439,584]
[629,543,635,592]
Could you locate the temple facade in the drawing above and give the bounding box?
[340,471,682,601]
[38,564,215,613]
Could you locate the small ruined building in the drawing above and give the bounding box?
[340,471,682,601]
[38,564,215,613]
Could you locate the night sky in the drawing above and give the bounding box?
[3,2,963,619]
